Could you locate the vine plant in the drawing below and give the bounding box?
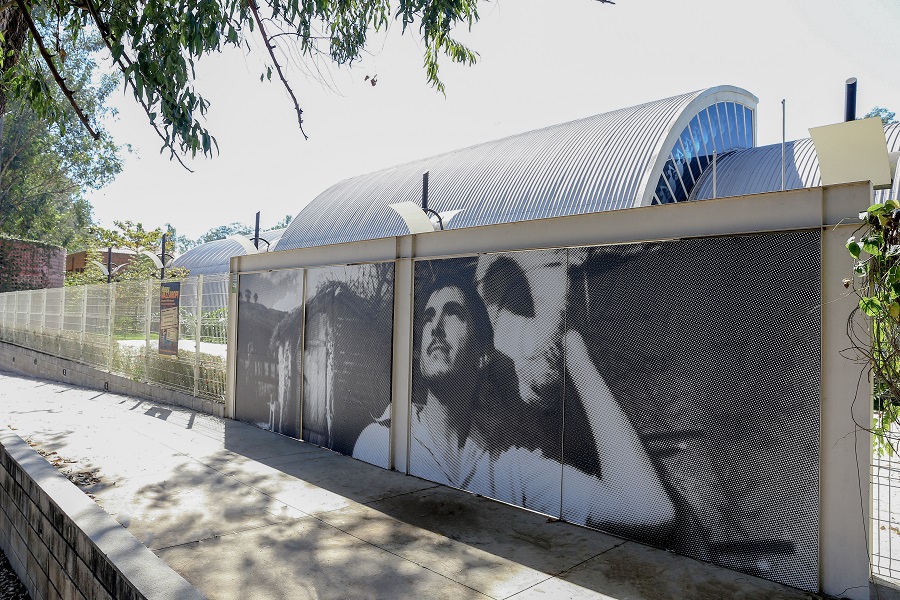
[847,200,900,456]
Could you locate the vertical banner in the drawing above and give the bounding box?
[158,282,180,356]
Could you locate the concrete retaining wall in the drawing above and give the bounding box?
[0,341,225,418]
[0,428,204,600]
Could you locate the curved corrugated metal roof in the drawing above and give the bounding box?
[277,86,759,251]
[691,123,900,201]
[171,228,286,276]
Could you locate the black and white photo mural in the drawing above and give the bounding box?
[305,263,394,469]
[410,231,821,592]
[235,269,304,438]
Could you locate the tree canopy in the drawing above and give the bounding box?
[0,0,487,168]
[864,106,898,126]
[65,220,184,285]
[0,25,121,250]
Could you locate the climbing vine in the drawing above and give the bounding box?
[847,201,900,455]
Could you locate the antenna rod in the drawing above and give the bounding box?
[254,211,261,249]
[107,247,112,284]
[712,150,717,199]
[422,172,430,213]
[781,99,786,191]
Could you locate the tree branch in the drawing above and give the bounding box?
[247,0,308,140]
[81,0,194,172]
[13,0,99,139]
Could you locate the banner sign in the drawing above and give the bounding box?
[159,282,180,356]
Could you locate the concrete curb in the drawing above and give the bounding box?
[0,427,206,600]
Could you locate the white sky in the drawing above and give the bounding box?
[85,0,900,240]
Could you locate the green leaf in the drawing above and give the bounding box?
[847,238,861,259]
[864,234,884,257]
[861,296,883,317]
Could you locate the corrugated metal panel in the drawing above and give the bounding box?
[171,228,287,276]
[692,123,900,201]
[276,87,757,251]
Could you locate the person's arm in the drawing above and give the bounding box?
[563,330,675,529]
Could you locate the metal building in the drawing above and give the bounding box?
[169,228,286,276]
[275,86,759,250]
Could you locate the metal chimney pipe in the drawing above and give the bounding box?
[254,211,261,249]
[845,77,858,122]
[422,172,430,213]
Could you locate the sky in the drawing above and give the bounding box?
[84,0,900,241]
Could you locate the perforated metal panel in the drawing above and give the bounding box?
[410,231,821,592]
[234,270,304,438]
[302,263,394,468]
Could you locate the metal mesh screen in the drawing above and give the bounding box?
[234,270,304,438]
[873,428,900,579]
[410,230,821,592]
[0,275,228,402]
[302,264,394,468]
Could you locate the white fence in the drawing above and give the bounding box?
[0,274,228,401]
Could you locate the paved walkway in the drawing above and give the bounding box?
[0,371,821,600]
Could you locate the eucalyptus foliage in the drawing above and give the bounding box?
[0,0,482,164]
[66,220,186,285]
[0,26,121,250]
[847,201,900,455]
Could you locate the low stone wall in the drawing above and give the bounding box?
[0,428,205,600]
[0,341,225,418]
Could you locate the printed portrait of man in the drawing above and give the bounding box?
[403,257,676,532]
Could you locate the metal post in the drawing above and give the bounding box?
[712,150,717,199]
[160,234,167,281]
[80,287,87,360]
[59,287,65,356]
[193,275,203,397]
[422,172,430,212]
[144,278,152,378]
[11,293,17,344]
[40,288,47,351]
[107,282,116,372]
[781,99,786,192]
[254,212,261,249]
[107,247,113,284]
[24,291,31,347]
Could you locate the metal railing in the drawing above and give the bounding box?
[0,274,228,402]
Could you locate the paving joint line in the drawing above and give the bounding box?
[363,484,441,505]
[150,520,296,552]
[498,540,628,599]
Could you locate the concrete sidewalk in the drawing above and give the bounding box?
[0,371,821,600]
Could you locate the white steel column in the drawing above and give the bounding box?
[818,183,872,600]
[390,235,414,473]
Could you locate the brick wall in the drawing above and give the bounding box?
[0,428,205,600]
[0,238,65,292]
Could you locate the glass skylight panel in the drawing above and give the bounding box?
[688,116,709,169]
[743,107,754,147]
